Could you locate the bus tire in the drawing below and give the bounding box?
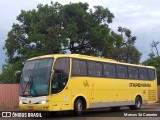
[74,99,83,115]
[130,96,142,110]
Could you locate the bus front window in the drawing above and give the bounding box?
[20,58,53,96]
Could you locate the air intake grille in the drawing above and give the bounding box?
[148,90,156,101]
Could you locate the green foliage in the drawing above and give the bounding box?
[4,2,120,62]
[142,56,160,85]
[1,2,123,83]
[110,27,141,64]
[0,61,23,83]
[0,64,15,84]
[111,46,141,64]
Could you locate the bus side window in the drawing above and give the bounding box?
[72,59,87,76]
[139,68,148,80]
[95,62,102,77]
[88,61,95,76]
[128,67,138,79]
[52,58,70,94]
[116,65,128,78]
[80,60,87,76]
[72,59,80,75]
[103,63,116,78]
[148,69,155,80]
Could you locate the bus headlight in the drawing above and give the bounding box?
[39,100,49,104]
[19,100,23,104]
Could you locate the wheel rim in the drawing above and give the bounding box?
[136,98,141,108]
[77,102,82,111]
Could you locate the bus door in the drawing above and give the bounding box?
[51,58,71,111]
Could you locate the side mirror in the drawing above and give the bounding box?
[15,71,21,83]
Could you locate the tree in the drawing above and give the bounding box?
[0,60,24,83]
[111,46,141,64]
[110,27,141,64]
[118,27,136,47]
[142,56,160,85]
[60,4,122,57]
[150,40,159,56]
[143,41,160,85]
[1,2,122,83]
[0,64,15,84]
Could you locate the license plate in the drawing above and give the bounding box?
[28,106,33,110]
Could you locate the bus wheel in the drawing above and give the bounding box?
[130,96,142,110]
[74,99,83,115]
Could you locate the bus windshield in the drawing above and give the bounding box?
[20,58,53,96]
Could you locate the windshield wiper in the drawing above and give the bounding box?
[22,75,32,95]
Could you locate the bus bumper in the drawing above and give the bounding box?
[19,103,51,111]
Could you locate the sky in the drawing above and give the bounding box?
[0,0,160,73]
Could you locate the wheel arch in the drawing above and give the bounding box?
[72,95,88,110]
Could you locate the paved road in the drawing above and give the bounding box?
[1,103,160,120]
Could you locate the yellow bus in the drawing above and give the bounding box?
[16,54,157,115]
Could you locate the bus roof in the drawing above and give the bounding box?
[27,54,155,69]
